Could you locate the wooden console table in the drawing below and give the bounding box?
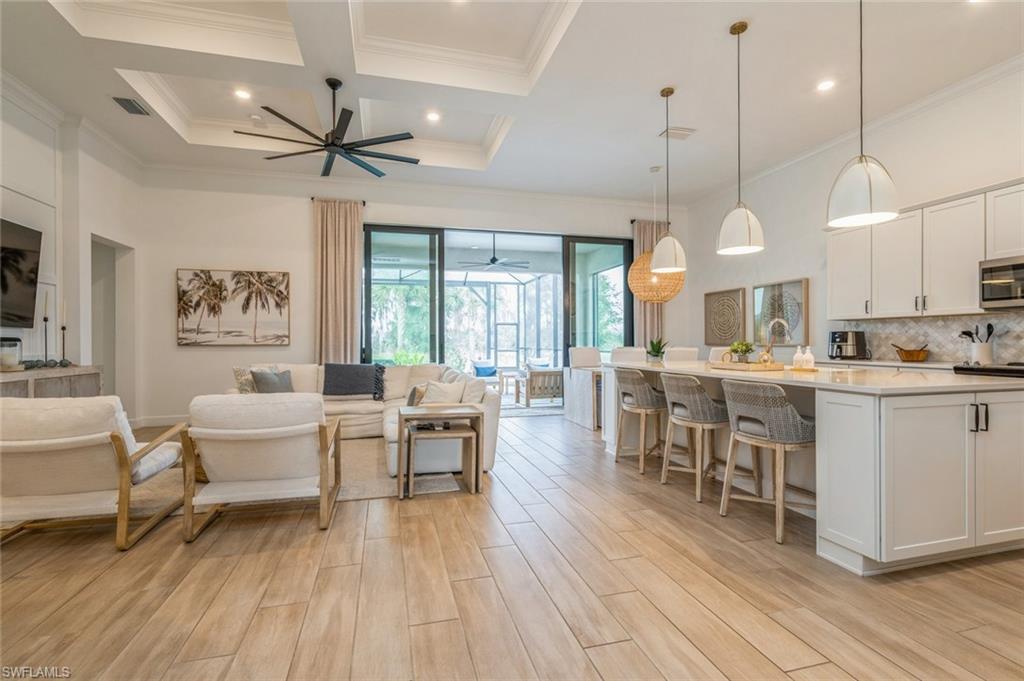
[0,365,102,398]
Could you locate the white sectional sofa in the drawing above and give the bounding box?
[234,363,499,477]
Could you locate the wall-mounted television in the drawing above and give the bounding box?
[1,219,43,328]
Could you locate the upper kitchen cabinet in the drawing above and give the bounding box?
[985,183,1024,260]
[871,211,922,318]
[827,226,872,320]
[922,195,986,316]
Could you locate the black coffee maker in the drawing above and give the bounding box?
[828,331,870,360]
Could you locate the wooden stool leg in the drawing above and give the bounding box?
[661,418,675,484]
[774,444,786,544]
[751,445,764,498]
[638,411,648,475]
[719,432,738,516]
[707,429,718,480]
[687,428,696,469]
[694,427,704,503]
[615,407,625,462]
[655,412,663,457]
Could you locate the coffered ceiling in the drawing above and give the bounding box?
[2,1,1021,202]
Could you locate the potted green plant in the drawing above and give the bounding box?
[729,340,755,363]
[647,337,667,361]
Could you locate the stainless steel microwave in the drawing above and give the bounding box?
[980,255,1024,309]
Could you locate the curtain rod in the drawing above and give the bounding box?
[310,197,366,206]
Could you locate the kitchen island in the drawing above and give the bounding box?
[603,360,1024,575]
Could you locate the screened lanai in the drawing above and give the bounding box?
[363,227,628,377]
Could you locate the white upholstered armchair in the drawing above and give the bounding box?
[181,393,341,540]
[0,396,184,550]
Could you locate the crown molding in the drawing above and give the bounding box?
[1,71,64,128]
[72,1,296,41]
[348,1,578,96]
[691,53,1024,206]
[140,161,649,210]
[79,118,145,171]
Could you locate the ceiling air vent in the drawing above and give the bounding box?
[660,126,696,141]
[112,97,149,116]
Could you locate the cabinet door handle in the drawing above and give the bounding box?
[922,295,928,311]
[981,403,990,432]
[970,403,980,432]
[914,295,919,311]
[864,299,869,315]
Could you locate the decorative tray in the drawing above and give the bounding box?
[708,361,785,372]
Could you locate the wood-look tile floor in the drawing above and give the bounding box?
[2,416,1023,680]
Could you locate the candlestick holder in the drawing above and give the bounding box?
[61,325,67,362]
[43,315,49,362]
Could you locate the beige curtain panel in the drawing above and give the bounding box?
[314,198,363,364]
[632,219,669,347]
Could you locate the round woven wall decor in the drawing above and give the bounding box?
[628,251,685,303]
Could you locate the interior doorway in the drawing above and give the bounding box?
[91,239,117,395]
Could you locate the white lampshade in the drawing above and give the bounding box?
[650,235,686,273]
[826,154,898,229]
[717,202,765,255]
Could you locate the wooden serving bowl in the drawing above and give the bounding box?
[892,345,929,362]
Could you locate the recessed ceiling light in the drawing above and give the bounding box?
[249,113,263,121]
[234,89,252,100]
[426,111,441,123]
[816,79,836,92]
[471,246,479,249]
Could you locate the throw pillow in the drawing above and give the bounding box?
[472,361,497,378]
[421,380,465,404]
[252,369,295,393]
[233,366,257,394]
[461,378,487,404]
[527,362,549,371]
[407,383,427,406]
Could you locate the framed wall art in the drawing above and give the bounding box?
[753,278,809,347]
[704,288,746,346]
[177,269,290,346]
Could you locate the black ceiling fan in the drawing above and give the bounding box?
[233,77,419,178]
[458,234,530,271]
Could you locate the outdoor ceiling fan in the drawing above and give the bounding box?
[459,234,530,271]
[233,77,419,178]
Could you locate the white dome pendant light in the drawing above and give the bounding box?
[718,20,765,255]
[826,0,898,229]
[650,87,687,274]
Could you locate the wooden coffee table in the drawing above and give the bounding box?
[397,404,484,499]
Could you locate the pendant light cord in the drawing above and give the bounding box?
[664,94,670,228]
[736,28,742,204]
[859,0,864,156]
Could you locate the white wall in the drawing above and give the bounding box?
[665,59,1024,359]
[1,76,62,359]
[135,169,652,421]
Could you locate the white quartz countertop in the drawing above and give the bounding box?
[604,360,1024,396]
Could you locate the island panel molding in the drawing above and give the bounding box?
[176,268,291,346]
[704,287,745,346]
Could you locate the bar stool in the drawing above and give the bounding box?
[719,379,816,543]
[659,374,729,502]
[614,369,667,474]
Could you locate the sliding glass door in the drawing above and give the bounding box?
[563,237,633,364]
[363,227,443,364]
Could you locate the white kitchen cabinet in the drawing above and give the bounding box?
[975,391,1024,546]
[922,195,986,316]
[816,390,879,559]
[882,393,975,561]
[871,211,923,318]
[985,183,1024,260]
[827,226,872,320]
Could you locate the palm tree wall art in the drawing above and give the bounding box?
[176,269,290,346]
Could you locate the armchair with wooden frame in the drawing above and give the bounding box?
[514,357,564,407]
[0,396,184,550]
[179,393,341,541]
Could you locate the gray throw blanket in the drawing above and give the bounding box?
[323,363,385,400]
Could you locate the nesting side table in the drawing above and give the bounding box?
[397,404,484,499]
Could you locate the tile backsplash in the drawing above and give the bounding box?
[841,311,1024,364]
